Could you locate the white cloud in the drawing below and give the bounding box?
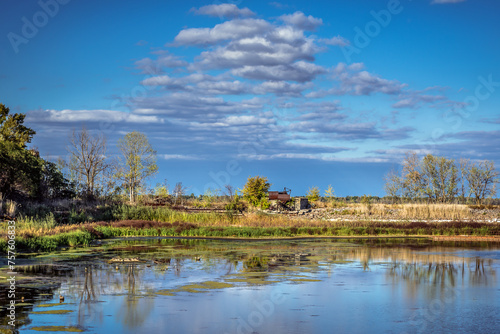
[162,154,202,160]
[173,19,272,46]
[192,4,255,18]
[253,81,312,96]
[27,109,163,124]
[322,36,350,47]
[135,52,187,74]
[232,61,325,82]
[279,11,323,31]
[224,115,276,126]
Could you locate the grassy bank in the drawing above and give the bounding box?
[1,202,499,252]
[2,218,499,253]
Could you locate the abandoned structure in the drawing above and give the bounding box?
[294,197,309,210]
[268,188,291,203]
[267,188,310,211]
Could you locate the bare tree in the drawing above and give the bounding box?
[115,131,158,202]
[421,154,458,203]
[384,168,401,203]
[224,184,234,201]
[68,126,107,198]
[173,182,187,205]
[458,158,471,202]
[467,160,499,205]
[401,152,423,201]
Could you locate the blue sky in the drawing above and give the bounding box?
[1,0,499,196]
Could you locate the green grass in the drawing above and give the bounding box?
[2,203,500,253]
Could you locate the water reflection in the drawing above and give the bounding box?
[1,238,498,333]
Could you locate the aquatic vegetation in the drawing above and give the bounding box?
[37,303,69,307]
[157,280,235,295]
[31,326,83,332]
[32,310,73,314]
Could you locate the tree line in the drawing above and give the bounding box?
[0,103,157,203]
[384,152,499,204]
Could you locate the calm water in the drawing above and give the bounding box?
[1,238,499,333]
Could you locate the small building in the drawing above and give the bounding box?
[295,197,309,210]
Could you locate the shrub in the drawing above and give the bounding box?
[306,187,320,202]
[241,176,270,208]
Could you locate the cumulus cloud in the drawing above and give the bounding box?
[191,4,255,18]
[135,52,187,74]
[334,63,406,95]
[62,6,461,165]
[195,36,318,70]
[322,36,350,47]
[232,61,325,82]
[224,114,276,126]
[173,19,272,46]
[279,11,323,31]
[253,81,312,96]
[306,63,406,98]
[392,94,446,109]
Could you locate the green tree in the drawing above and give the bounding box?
[40,160,75,199]
[241,176,271,208]
[0,103,36,147]
[324,184,335,202]
[115,131,158,202]
[467,160,499,205]
[0,141,42,198]
[0,105,41,198]
[306,186,320,202]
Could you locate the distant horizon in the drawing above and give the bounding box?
[1,0,499,197]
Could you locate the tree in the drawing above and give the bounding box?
[384,168,401,203]
[39,160,75,199]
[324,184,335,202]
[458,158,471,202]
[0,141,42,198]
[421,154,458,203]
[0,103,36,148]
[116,131,158,202]
[67,127,108,198]
[401,152,424,201]
[173,182,187,205]
[306,186,320,202]
[224,184,235,201]
[0,105,41,198]
[467,160,499,205]
[241,176,270,208]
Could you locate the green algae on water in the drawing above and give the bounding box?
[37,303,69,307]
[32,309,73,315]
[157,281,234,296]
[31,326,84,332]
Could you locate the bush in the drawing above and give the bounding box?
[241,176,270,208]
[306,186,320,202]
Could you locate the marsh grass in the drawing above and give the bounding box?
[349,203,474,220]
[2,202,499,253]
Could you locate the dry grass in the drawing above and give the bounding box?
[347,203,476,220]
[399,204,472,220]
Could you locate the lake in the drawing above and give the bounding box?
[1,238,499,333]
